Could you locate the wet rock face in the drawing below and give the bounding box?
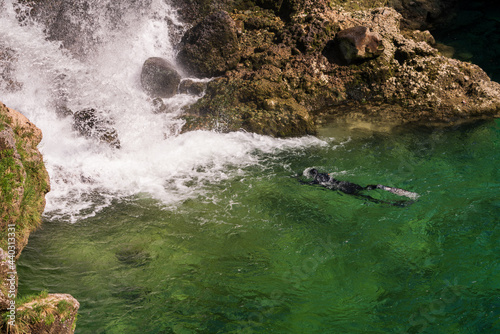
[73,108,120,148]
[177,10,240,77]
[179,79,206,96]
[140,57,181,98]
[17,293,80,334]
[326,26,384,65]
[180,3,500,135]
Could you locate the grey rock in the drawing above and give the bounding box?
[177,11,240,77]
[140,57,181,98]
[73,108,120,148]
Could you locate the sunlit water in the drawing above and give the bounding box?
[1,0,499,333]
[18,120,500,333]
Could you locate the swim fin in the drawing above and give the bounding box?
[377,185,420,200]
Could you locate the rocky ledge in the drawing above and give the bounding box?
[174,0,500,136]
[0,102,79,333]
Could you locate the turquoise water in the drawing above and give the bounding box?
[18,119,500,333]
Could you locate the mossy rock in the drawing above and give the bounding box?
[0,103,49,257]
[177,11,241,77]
[115,245,152,267]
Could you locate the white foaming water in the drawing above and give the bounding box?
[0,0,326,222]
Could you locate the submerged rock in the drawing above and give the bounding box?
[73,108,121,148]
[140,57,181,98]
[115,245,151,267]
[177,10,240,77]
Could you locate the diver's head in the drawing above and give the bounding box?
[304,168,318,178]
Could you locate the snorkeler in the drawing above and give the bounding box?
[303,168,419,201]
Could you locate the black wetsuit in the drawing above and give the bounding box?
[304,168,419,205]
[308,168,379,195]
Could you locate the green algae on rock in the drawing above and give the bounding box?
[178,1,500,136]
[177,10,241,77]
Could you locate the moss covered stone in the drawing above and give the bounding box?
[0,103,49,256]
[180,3,500,135]
[177,10,241,77]
[0,102,79,334]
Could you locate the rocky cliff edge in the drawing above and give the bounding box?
[0,102,79,334]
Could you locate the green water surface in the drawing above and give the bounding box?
[18,120,500,333]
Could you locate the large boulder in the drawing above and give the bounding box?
[140,57,181,98]
[181,4,500,135]
[326,26,385,65]
[177,10,240,77]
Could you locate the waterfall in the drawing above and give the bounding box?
[0,0,326,222]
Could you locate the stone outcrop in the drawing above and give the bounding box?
[140,57,181,98]
[0,103,49,256]
[15,293,79,334]
[177,10,241,77]
[177,1,500,136]
[0,102,79,333]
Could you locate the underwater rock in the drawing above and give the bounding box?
[140,57,181,98]
[403,29,436,46]
[388,0,452,30]
[177,10,240,77]
[115,246,151,267]
[73,108,121,148]
[327,26,384,65]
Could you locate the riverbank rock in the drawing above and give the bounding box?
[177,10,241,77]
[0,103,48,257]
[176,1,500,136]
[0,102,79,333]
[140,57,181,98]
[16,293,80,334]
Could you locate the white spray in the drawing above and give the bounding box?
[0,0,326,222]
